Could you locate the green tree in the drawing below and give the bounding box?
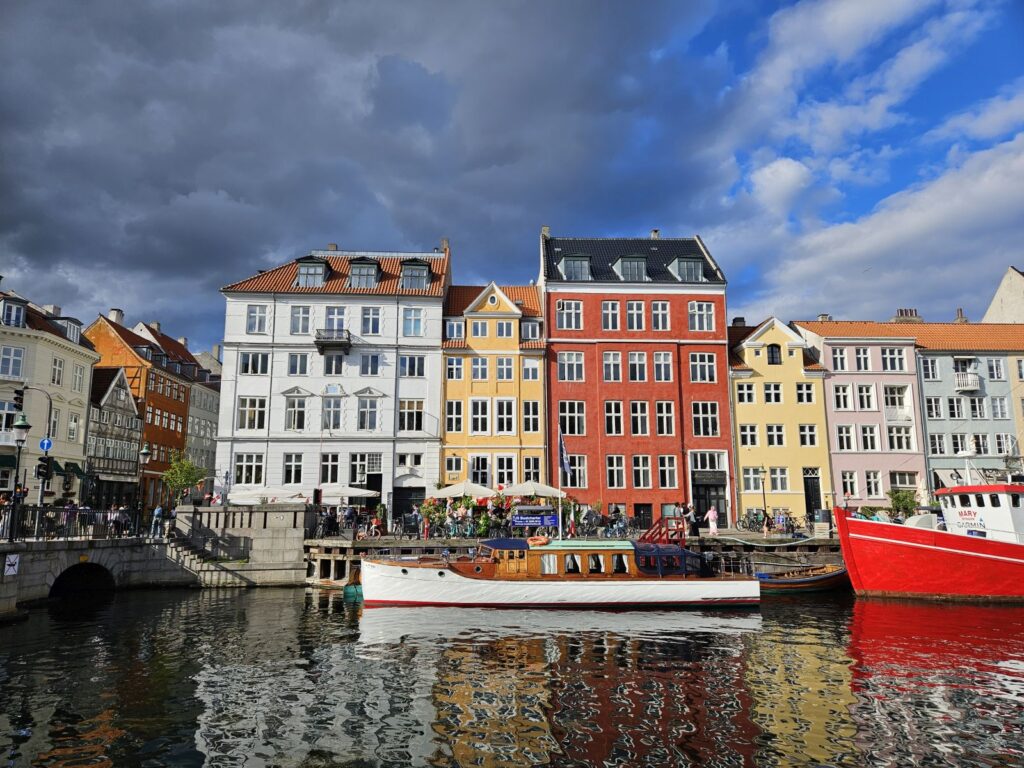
[162,450,205,504]
[887,488,918,519]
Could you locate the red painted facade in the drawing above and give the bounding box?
[545,288,734,525]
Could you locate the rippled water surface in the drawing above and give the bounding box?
[1,589,1023,767]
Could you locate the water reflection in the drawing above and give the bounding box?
[1,590,1022,767]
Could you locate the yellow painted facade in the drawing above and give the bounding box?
[730,318,833,526]
[441,284,546,489]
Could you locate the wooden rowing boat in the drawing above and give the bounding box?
[755,564,850,594]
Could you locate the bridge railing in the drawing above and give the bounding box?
[0,506,146,543]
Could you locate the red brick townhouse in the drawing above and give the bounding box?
[540,228,734,527]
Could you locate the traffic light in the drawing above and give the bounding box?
[13,388,24,411]
[36,455,52,480]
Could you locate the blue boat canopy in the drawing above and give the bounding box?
[480,538,529,550]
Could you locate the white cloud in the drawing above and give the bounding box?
[749,157,813,217]
[927,77,1024,142]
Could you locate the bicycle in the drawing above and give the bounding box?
[357,518,382,541]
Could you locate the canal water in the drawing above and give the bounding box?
[1,590,1022,767]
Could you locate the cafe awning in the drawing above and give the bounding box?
[50,460,66,475]
[0,454,16,469]
[63,462,86,478]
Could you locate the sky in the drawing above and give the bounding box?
[2,0,1023,353]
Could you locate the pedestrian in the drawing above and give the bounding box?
[703,506,719,537]
[413,505,423,540]
[685,504,699,538]
[150,504,163,538]
[762,510,774,539]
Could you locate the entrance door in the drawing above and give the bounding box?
[802,469,822,524]
[392,487,425,520]
[693,485,727,527]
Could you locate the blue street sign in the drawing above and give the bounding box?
[511,513,559,528]
[39,437,52,452]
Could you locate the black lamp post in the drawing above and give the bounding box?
[138,443,151,532]
[758,466,769,529]
[8,413,31,542]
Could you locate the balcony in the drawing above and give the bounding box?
[314,328,352,354]
[884,406,913,423]
[0,431,17,447]
[954,371,980,391]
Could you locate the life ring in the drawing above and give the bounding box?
[527,535,550,547]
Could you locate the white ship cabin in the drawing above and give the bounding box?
[934,484,1024,544]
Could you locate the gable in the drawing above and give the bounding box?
[464,283,521,316]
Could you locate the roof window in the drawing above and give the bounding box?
[1,299,26,328]
[561,256,591,281]
[617,257,647,282]
[401,263,430,290]
[675,258,705,282]
[349,262,378,289]
[295,262,326,288]
[61,320,82,344]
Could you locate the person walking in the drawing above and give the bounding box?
[703,506,719,537]
[685,504,699,538]
[150,505,163,538]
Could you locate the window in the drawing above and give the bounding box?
[523,358,540,381]
[320,453,342,484]
[495,399,516,434]
[766,424,785,446]
[607,456,626,488]
[562,455,587,488]
[992,397,1008,419]
[881,347,905,371]
[764,383,782,403]
[246,305,268,334]
[0,346,24,378]
[237,397,266,430]
[692,402,719,436]
[628,352,647,382]
[346,262,377,289]
[67,412,79,442]
[240,352,270,375]
[524,456,541,482]
[857,385,875,410]
[855,347,870,371]
[295,262,325,287]
[51,357,64,386]
[287,353,308,376]
[324,353,345,375]
[889,472,917,489]
[988,358,1005,380]
[860,425,879,451]
[1019,359,1024,380]
[834,385,851,410]
[652,301,670,331]
[619,258,647,282]
[626,301,644,330]
[521,320,540,340]
[358,354,380,376]
[632,455,652,488]
[654,352,673,382]
[556,300,583,330]
[401,264,429,290]
[865,471,881,498]
[447,357,463,380]
[969,397,987,419]
[742,467,762,492]
[831,348,847,371]
[357,397,378,431]
[445,319,464,339]
[921,358,938,380]
[925,397,942,419]
[605,401,623,435]
[71,364,84,393]
[562,257,591,281]
[688,353,715,383]
[470,399,490,434]
[676,259,704,282]
[795,383,814,403]
[445,401,463,432]
[496,321,513,338]
[769,467,788,491]
[655,401,675,436]
[996,433,1016,456]
[398,400,424,431]
[737,383,754,404]
[495,455,515,486]
[469,456,489,487]
[951,433,968,454]
[234,453,264,485]
[658,456,678,489]
[630,401,649,436]
[285,397,306,431]
[399,355,425,378]
[837,425,854,451]
[739,424,758,446]
[290,306,310,335]
[471,320,487,337]
[361,307,381,335]
[767,344,783,365]
[799,424,817,447]
[1,302,25,327]
[558,352,584,381]
[841,471,857,497]
[559,401,586,435]
[496,357,513,381]
[948,397,964,419]
[402,308,423,337]
[397,453,423,470]
[603,352,621,382]
[887,426,913,451]
[929,434,947,455]
[523,401,540,432]
[972,434,990,455]
[688,301,714,331]
[445,455,462,475]
[471,357,489,381]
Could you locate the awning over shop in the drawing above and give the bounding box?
[0,454,16,469]
[63,461,86,478]
[50,460,66,476]
[933,468,965,489]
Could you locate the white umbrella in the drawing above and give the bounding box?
[318,484,380,498]
[429,481,496,499]
[229,486,306,503]
[501,480,565,498]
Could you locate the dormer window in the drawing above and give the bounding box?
[295,262,326,287]
[767,344,782,365]
[561,257,591,281]
[58,319,82,344]
[618,257,647,282]
[445,319,464,339]
[349,262,378,289]
[676,258,705,282]
[1,300,26,328]
[521,320,540,340]
[401,263,430,290]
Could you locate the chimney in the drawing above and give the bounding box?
[212,343,222,362]
[954,307,969,324]
[440,237,450,251]
[541,225,551,239]
[150,321,161,333]
[108,308,124,325]
[178,336,188,349]
[890,308,923,323]
[650,228,660,239]
[327,243,338,251]
[41,304,61,317]
[817,313,833,322]
[732,317,746,327]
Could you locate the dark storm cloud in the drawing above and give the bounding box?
[1,0,730,349]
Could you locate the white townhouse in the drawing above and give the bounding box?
[216,242,451,519]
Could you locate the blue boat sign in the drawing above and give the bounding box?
[39,437,52,452]
[511,513,558,527]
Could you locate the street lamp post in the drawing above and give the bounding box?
[8,413,31,542]
[137,443,151,534]
[758,466,769,531]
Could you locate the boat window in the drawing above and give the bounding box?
[540,554,558,575]
[612,554,628,573]
[564,554,582,574]
[989,494,1001,507]
[588,554,604,573]
[975,494,985,507]
[958,494,970,506]
[517,550,525,559]
[1012,494,1021,508]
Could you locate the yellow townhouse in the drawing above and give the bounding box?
[441,283,546,489]
[729,317,833,528]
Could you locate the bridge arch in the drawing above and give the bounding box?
[49,562,117,599]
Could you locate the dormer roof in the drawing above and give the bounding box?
[543,235,725,284]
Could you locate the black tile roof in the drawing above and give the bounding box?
[542,236,726,284]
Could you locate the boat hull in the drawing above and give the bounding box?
[757,566,850,594]
[835,508,1024,602]
[361,560,760,608]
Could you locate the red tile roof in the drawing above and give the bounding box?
[2,292,96,351]
[102,315,156,349]
[443,284,542,317]
[727,320,824,371]
[223,252,450,297]
[795,321,1024,351]
[140,323,201,367]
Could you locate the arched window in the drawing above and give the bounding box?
[767,344,783,365]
